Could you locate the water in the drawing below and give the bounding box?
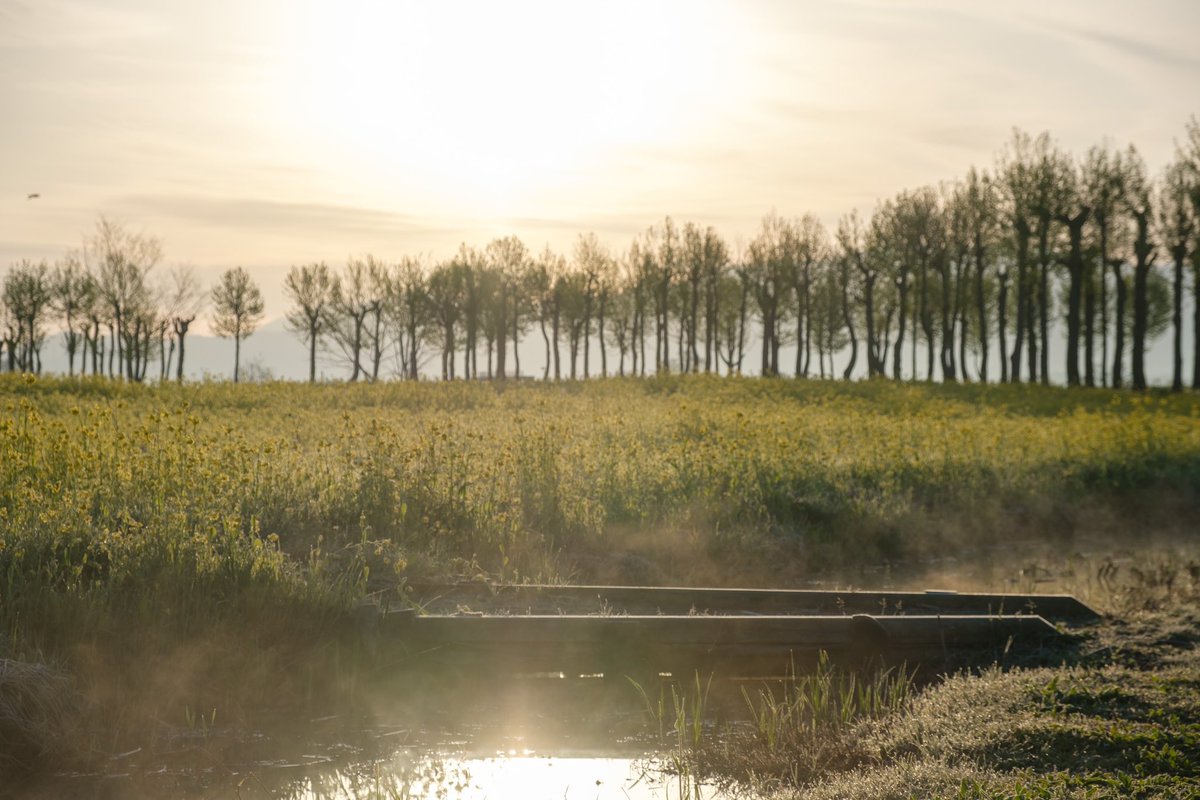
[284,754,717,800]
[28,677,737,799]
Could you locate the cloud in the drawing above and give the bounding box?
[0,0,166,49]
[115,195,436,237]
[1057,25,1200,72]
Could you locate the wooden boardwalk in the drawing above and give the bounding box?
[406,582,1099,622]
[373,584,1093,677]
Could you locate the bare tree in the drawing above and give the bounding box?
[326,258,379,382]
[572,233,608,379]
[284,262,334,383]
[211,267,265,383]
[838,212,880,377]
[1157,155,1196,392]
[998,131,1042,383]
[425,259,465,380]
[788,215,824,378]
[385,256,429,380]
[50,253,95,377]
[84,217,163,381]
[1082,144,1125,387]
[1056,158,1091,387]
[2,260,51,373]
[1186,117,1200,389]
[747,212,795,377]
[163,265,204,382]
[1124,147,1155,391]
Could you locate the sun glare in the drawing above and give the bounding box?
[278,0,739,215]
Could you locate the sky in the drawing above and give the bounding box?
[1,0,1198,323]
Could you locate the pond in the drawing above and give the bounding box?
[29,675,738,799]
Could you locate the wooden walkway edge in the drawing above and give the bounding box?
[405,582,1100,623]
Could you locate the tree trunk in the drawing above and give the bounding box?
[1037,216,1051,385]
[497,284,508,381]
[512,299,521,379]
[998,271,1009,384]
[1061,210,1089,387]
[974,244,988,383]
[1171,245,1184,392]
[1131,210,1153,391]
[1010,220,1030,383]
[841,264,857,380]
[552,306,561,381]
[598,293,607,378]
[1112,261,1127,388]
[1193,260,1200,390]
[1098,219,1110,387]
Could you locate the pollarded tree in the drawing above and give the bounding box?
[1055,156,1091,387]
[945,180,976,383]
[557,265,589,380]
[681,222,730,374]
[1082,144,1125,386]
[84,217,162,380]
[809,257,849,379]
[1185,117,1200,389]
[998,130,1044,384]
[572,233,609,379]
[2,260,51,373]
[646,219,680,374]
[326,257,381,382]
[385,256,429,380]
[747,212,796,377]
[714,263,751,375]
[211,266,265,384]
[697,227,730,374]
[789,215,824,378]
[164,265,204,382]
[886,188,944,381]
[1157,154,1196,392]
[608,272,636,377]
[485,236,530,380]
[533,247,567,381]
[457,246,484,380]
[838,211,880,377]
[284,262,334,383]
[1030,137,1073,385]
[425,259,465,380]
[1123,146,1156,391]
[628,237,657,376]
[50,252,96,377]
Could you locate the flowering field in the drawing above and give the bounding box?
[4,374,1199,645]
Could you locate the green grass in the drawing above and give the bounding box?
[774,656,1200,800]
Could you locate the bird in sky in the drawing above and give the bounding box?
[27,193,39,200]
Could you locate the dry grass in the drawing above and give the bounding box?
[0,659,75,777]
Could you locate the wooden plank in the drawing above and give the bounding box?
[394,613,1056,643]
[378,612,1059,676]
[407,582,1100,623]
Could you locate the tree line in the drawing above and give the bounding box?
[4,121,1200,390]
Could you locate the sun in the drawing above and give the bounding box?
[274,0,738,216]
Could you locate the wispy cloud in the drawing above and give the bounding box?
[116,195,436,237]
[1057,25,1200,72]
[0,0,166,49]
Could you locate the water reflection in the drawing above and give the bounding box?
[30,676,733,800]
[289,754,723,800]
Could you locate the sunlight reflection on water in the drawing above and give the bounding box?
[288,753,727,800]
